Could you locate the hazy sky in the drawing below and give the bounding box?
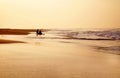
[0,0,120,29]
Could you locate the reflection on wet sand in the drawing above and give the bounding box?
[93,46,120,55]
[0,41,120,78]
[0,30,120,78]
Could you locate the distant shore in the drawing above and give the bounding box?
[0,28,50,35]
[0,28,50,43]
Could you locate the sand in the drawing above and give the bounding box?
[0,29,120,78]
[0,39,25,44]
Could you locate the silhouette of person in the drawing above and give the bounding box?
[36,29,42,36]
[36,29,39,36]
[39,30,42,35]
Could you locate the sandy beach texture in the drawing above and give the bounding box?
[0,39,25,44]
[0,29,120,78]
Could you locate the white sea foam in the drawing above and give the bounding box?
[48,28,120,40]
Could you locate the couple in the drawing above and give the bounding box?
[36,29,43,36]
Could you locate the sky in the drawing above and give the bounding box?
[0,0,120,29]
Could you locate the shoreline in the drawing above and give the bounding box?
[0,28,50,35]
[0,28,50,44]
[0,28,120,78]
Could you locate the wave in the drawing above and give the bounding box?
[48,28,120,40]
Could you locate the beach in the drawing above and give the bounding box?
[0,29,120,78]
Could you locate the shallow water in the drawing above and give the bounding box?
[0,30,120,78]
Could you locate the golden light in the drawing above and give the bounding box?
[0,0,120,29]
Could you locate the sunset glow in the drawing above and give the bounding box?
[0,0,120,29]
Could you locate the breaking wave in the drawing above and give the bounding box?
[48,28,120,40]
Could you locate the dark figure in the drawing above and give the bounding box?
[36,29,39,36]
[36,29,42,36]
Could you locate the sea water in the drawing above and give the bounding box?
[0,28,120,78]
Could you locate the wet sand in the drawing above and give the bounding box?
[0,39,25,44]
[0,30,120,78]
